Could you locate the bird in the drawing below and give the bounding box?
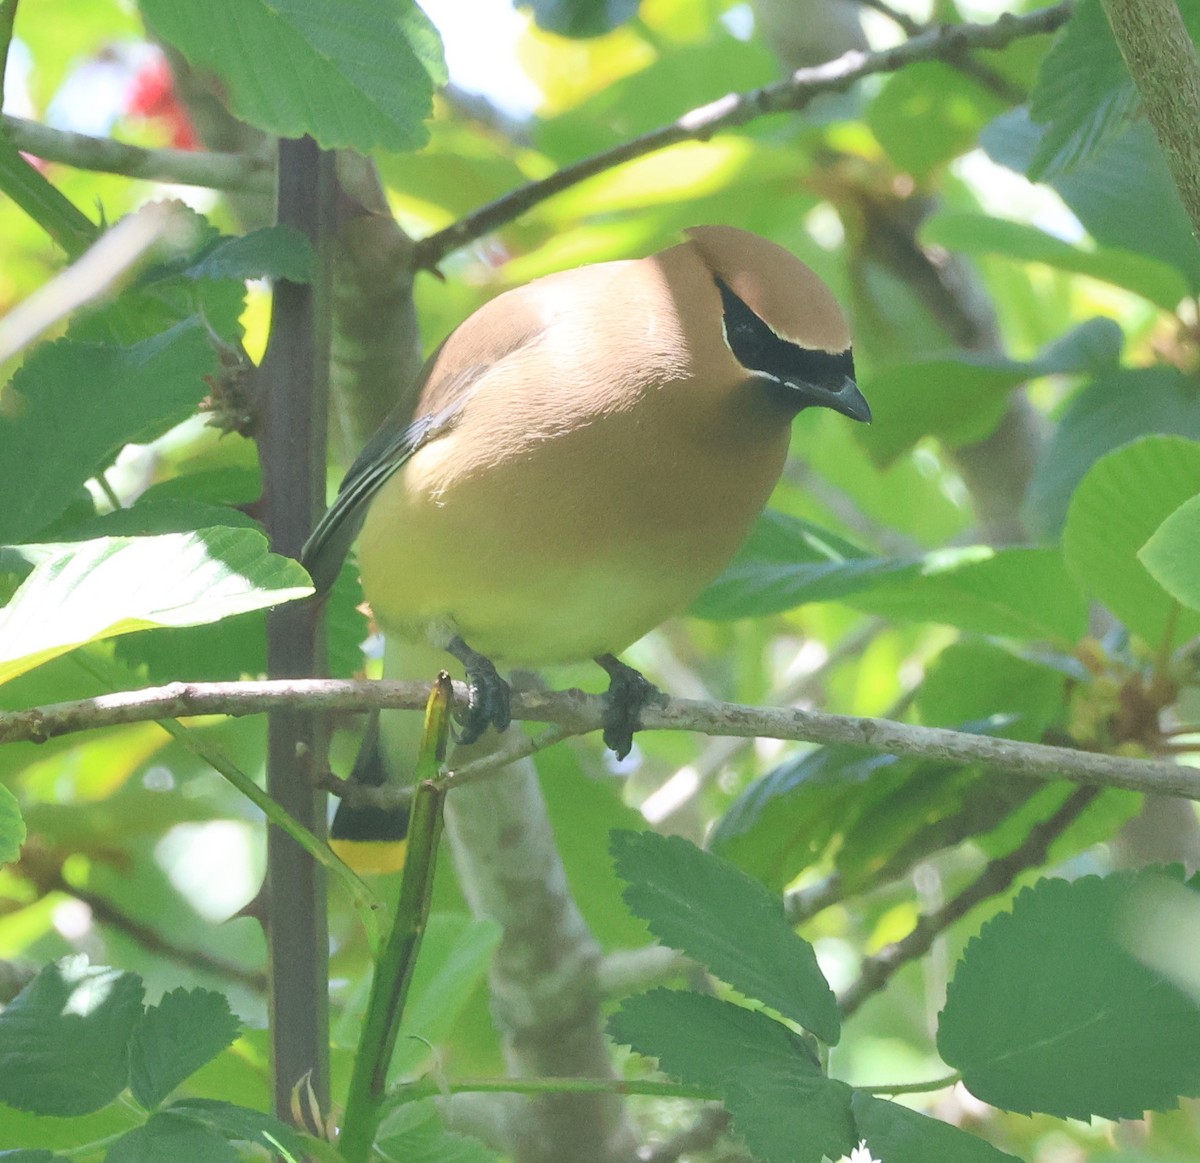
[302,225,870,872]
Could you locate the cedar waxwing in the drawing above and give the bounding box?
[303,225,869,872]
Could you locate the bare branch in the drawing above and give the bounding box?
[1,115,274,192]
[414,3,1071,268]
[3,675,1197,799]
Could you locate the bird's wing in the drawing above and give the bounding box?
[301,389,465,595]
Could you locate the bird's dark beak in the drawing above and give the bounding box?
[795,375,872,424]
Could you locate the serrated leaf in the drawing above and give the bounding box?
[105,1114,240,1163]
[1139,493,1200,613]
[164,1099,317,1161]
[938,868,1200,1119]
[609,988,819,1090]
[922,212,1188,309]
[0,323,215,544]
[725,1071,856,1163]
[378,1098,501,1163]
[0,956,143,1116]
[1063,435,1200,649]
[184,226,316,284]
[0,528,313,684]
[1025,367,1200,539]
[610,831,838,1043]
[0,784,25,865]
[129,989,240,1110]
[141,0,445,151]
[851,1093,1021,1161]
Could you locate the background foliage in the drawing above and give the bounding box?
[2,0,1200,1160]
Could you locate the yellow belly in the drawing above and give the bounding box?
[357,400,789,666]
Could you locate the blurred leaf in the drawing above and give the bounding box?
[938,869,1200,1119]
[922,211,1188,309]
[140,0,446,151]
[848,546,1088,642]
[983,110,1200,290]
[0,322,215,544]
[692,510,918,622]
[518,0,640,38]
[377,1099,500,1163]
[1140,493,1200,613]
[0,957,143,1116]
[183,226,316,284]
[105,1114,239,1163]
[859,316,1123,465]
[869,62,1006,180]
[852,1093,1021,1161]
[161,1099,317,1160]
[0,1153,70,1162]
[1026,367,1200,539]
[0,785,25,866]
[611,830,838,1042]
[1027,0,1136,178]
[0,528,312,684]
[129,989,241,1110]
[610,989,856,1162]
[1063,435,1200,648]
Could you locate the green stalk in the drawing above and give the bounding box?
[338,674,453,1162]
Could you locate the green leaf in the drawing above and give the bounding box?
[848,546,1088,642]
[141,0,446,151]
[0,784,25,865]
[183,226,316,284]
[868,62,1006,180]
[0,323,215,544]
[692,510,917,622]
[983,110,1200,290]
[1025,367,1200,539]
[378,1099,501,1163]
[938,868,1200,1119]
[851,1093,1021,1161]
[129,989,241,1110]
[1063,435,1200,648]
[1027,0,1136,178]
[619,982,916,1159]
[163,1099,317,1161]
[105,1114,239,1163]
[0,956,143,1116]
[610,830,839,1043]
[1139,493,1200,613]
[922,211,1188,309]
[518,0,641,38]
[859,316,1123,465]
[0,1153,71,1162]
[0,528,313,684]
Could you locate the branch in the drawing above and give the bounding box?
[838,784,1100,1017]
[0,115,275,192]
[1100,0,1200,240]
[3,677,1198,799]
[413,3,1072,268]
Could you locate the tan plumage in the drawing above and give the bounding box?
[303,226,868,866]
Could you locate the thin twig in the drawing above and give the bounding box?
[3,677,1196,799]
[640,1106,732,1163]
[838,785,1101,1017]
[414,3,1071,268]
[1,114,275,192]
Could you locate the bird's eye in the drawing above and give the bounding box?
[715,277,853,390]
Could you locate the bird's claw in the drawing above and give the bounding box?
[447,636,511,746]
[596,654,662,759]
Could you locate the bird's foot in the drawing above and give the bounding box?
[595,654,663,759]
[447,635,512,745]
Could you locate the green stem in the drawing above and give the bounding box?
[339,676,453,1163]
[0,134,96,256]
[394,1075,720,1104]
[0,0,17,101]
[859,1071,962,1096]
